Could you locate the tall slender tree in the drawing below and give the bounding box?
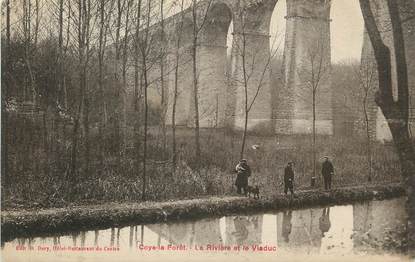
[2,0,12,192]
[133,0,143,179]
[354,58,376,182]
[231,2,280,159]
[190,0,213,170]
[121,0,133,159]
[172,0,186,169]
[159,0,167,157]
[139,0,153,201]
[296,26,330,186]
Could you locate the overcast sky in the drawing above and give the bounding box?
[270,0,364,63]
[7,0,364,63]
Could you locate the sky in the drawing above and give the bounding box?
[6,0,365,64]
[269,0,365,63]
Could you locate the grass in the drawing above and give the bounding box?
[1,124,402,209]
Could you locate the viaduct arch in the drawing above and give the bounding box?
[159,0,333,134]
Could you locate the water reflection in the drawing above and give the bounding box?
[281,211,292,243]
[1,198,406,259]
[225,216,262,245]
[277,207,325,253]
[319,207,331,237]
[353,198,407,251]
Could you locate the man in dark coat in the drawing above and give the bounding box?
[321,157,334,190]
[284,162,295,195]
[235,159,251,196]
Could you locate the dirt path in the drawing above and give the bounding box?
[1,183,404,242]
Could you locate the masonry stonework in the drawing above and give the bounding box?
[276,0,332,135]
[161,0,335,135]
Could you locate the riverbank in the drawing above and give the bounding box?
[1,183,405,242]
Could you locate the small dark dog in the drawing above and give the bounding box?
[246,185,260,199]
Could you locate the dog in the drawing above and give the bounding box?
[246,185,260,199]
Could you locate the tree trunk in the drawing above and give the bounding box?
[192,0,201,171]
[83,0,91,176]
[359,0,415,254]
[240,30,248,160]
[115,0,124,169]
[121,0,132,161]
[98,0,106,174]
[2,0,11,191]
[363,94,372,181]
[160,0,167,158]
[143,39,148,202]
[312,91,316,186]
[172,0,185,170]
[172,47,180,168]
[133,0,142,181]
[141,0,152,201]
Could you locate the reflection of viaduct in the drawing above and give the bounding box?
[6,201,406,254]
[146,216,263,246]
[276,209,324,253]
[145,0,415,138]
[146,218,223,246]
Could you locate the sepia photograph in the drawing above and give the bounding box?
[1,0,414,261]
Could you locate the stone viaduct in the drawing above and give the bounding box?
[144,0,415,138]
[148,0,333,135]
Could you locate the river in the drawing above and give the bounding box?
[1,197,410,262]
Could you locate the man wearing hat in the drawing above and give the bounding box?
[284,162,295,195]
[235,159,251,196]
[321,156,334,190]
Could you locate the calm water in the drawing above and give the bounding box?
[1,198,409,262]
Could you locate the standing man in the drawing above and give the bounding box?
[284,162,295,195]
[235,159,251,196]
[321,156,334,190]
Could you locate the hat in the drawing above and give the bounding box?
[240,159,247,163]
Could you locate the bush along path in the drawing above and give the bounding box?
[1,183,405,242]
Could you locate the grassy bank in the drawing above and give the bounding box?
[2,128,402,209]
[1,183,405,242]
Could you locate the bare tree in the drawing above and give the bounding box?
[231,2,281,159]
[171,0,186,169]
[121,0,133,158]
[138,0,153,201]
[1,0,12,191]
[190,0,213,170]
[133,0,143,179]
[63,0,71,112]
[159,0,167,157]
[70,0,93,179]
[21,0,39,106]
[359,0,415,253]
[4,0,11,94]
[354,57,377,181]
[5,0,11,60]
[114,0,126,165]
[296,26,331,186]
[98,0,115,171]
